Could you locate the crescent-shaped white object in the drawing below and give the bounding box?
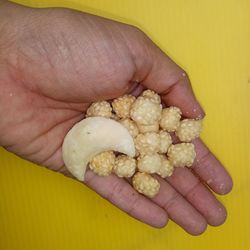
[62,117,135,181]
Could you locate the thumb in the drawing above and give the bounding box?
[132,33,205,119]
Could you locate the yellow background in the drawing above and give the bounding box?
[1,0,249,249]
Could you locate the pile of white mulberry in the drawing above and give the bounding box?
[87,90,202,198]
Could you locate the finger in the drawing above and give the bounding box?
[152,176,207,235]
[84,170,168,228]
[167,167,227,226]
[192,138,233,195]
[127,80,145,96]
[134,38,205,118]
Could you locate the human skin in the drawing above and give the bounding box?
[0,1,233,235]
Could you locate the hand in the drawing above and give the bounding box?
[0,1,232,234]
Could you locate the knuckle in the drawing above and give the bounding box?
[175,69,190,85]
[162,191,180,211]
[194,149,211,169]
[184,181,201,199]
[106,180,122,201]
[106,179,128,202]
[126,193,141,215]
[107,179,141,215]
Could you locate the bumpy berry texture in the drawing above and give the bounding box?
[157,155,174,178]
[141,89,161,104]
[83,88,203,198]
[112,94,136,118]
[119,118,139,138]
[137,153,162,174]
[159,130,172,154]
[167,143,196,167]
[160,106,182,132]
[130,96,162,125]
[137,123,159,133]
[176,119,202,142]
[132,172,160,198]
[113,155,136,178]
[135,132,160,155]
[86,101,112,118]
[89,151,115,176]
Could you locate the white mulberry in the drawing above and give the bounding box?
[86,101,112,118]
[159,130,172,154]
[137,153,161,174]
[176,119,202,142]
[135,132,160,155]
[167,143,196,167]
[78,90,204,197]
[119,118,139,138]
[112,94,135,118]
[141,89,161,104]
[113,155,136,177]
[130,96,162,125]
[157,155,174,178]
[132,172,160,198]
[137,123,159,133]
[89,151,115,176]
[160,107,182,132]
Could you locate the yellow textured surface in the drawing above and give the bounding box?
[1,0,249,249]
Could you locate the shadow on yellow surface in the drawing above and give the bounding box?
[1,0,250,249]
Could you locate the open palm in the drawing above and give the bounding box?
[0,2,232,234]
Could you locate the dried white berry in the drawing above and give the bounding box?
[160,107,182,132]
[137,153,161,174]
[176,119,202,142]
[113,155,136,177]
[159,130,172,154]
[157,155,174,178]
[86,101,112,118]
[132,172,160,198]
[137,123,159,133]
[89,151,115,176]
[119,118,139,138]
[64,89,204,199]
[167,143,196,167]
[130,96,162,125]
[135,132,160,155]
[112,94,135,118]
[141,89,161,104]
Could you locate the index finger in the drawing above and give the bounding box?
[134,38,205,118]
[134,38,232,193]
